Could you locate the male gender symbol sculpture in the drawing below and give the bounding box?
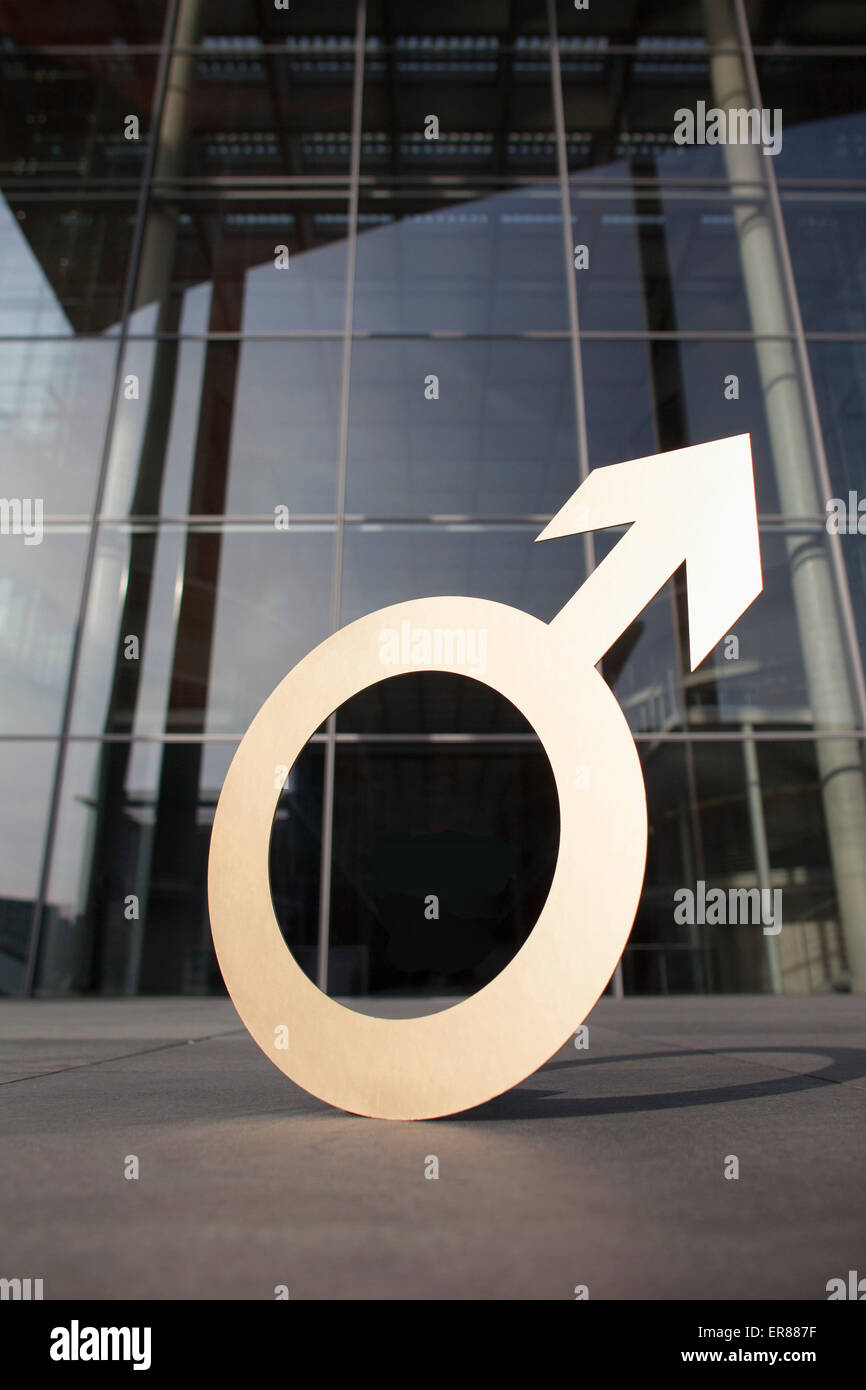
[208,434,762,1120]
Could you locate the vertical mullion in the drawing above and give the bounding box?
[316,0,368,993]
[547,0,624,997]
[546,0,593,573]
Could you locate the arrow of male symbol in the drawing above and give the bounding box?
[537,432,763,669]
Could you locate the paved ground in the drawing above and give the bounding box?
[0,995,863,1300]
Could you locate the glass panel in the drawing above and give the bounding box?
[199,0,358,39]
[184,48,355,177]
[555,0,708,41]
[36,738,324,994]
[126,191,350,335]
[225,339,342,513]
[338,670,532,735]
[353,185,569,334]
[0,194,138,335]
[629,736,847,995]
[750,0,866,45]
[104,336,342,517]
[204,524,334,735]
[560,43,738,178]
[570,190,760,334]
[582,337,785,515]
[0,340,116,512]
[0,742,55,995]
[68,522,334,737]
[756,54,866,181]
[678,528,815,730]
[328,738,558,1006]
[0,1,168,44]
[340,522,589,629]
[0,527,87,735]
[784,196,866,336]
[809,340,866,666]
[345,339,578,517]
[361,38,557,177]
[810,341,866,500]
[368,3,546,38]
[0,53,158,182]
[609,526,846,736]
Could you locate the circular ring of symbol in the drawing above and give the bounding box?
[208,595,648,1120]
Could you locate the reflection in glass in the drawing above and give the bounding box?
[361,37,556,177]
[338,670,532,735]
[0,1,167,43]
[0,53,157,182]
[785,196,866,336]
[561,47,730,179]
[68,524,335,737]
[36,738,323,995]
[0,743,55,995]
[341,523,589,630]
[582,337,785,513]
[570,190,759,333]
[809,341,866,667]
[353,186,569,334]
[0,195,137,336]
[756,58,866,181]
[634,738,845,994]
[0,340,117,511]
[127,193,350,335]
[0,530,87,735]
[204,525,334,734]
[104,336,342,518]
[184,50,355,177]
[328,738,558,1004]
[346,339,577,516]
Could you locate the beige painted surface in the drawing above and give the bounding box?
[208,435,762,1119]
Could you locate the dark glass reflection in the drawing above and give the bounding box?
[0,53,157,182]
[338,670,530,735]
[555,0,708,40]
[328,698,559,1005]
[571,190,757,333]
[361,38,556,177]
[0,196,138,335]
[36,739,323,995]
[749,1,866,45]
[184,49,355,178]
[809,340,866,668]
[0,743,56,995]
[200,0,357,39]
[0,0,167,43]
[630,737,845,995]
[785,196,866,335]
[757,56,866,181]
[127,192,350,335]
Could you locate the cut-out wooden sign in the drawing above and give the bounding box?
[208,435,762,1119]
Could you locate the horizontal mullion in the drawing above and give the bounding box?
[0,730,863,745]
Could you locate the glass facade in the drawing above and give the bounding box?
[3,0,866,1001]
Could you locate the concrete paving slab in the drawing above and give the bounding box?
[0,996,863,1300]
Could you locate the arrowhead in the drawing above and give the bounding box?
[537,435,762,670]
